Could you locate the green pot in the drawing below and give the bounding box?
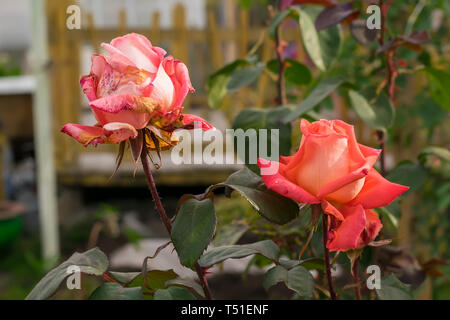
[0,202,25,249]
[0,216,23,249]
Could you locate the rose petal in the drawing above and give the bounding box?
[321,200,345,221]
[182,114,214,131]
[327,204,366,252]
[162,56,195,110]
[356,209,383,248]
[257,158,320,204]
[348,168,409,209]
[89,95,157,129]
[61,124,105,147]
[103,122,138,143]
[107,33,166,73]
[80,75,98,101]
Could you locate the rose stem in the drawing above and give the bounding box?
[315,204,337,300]
[273,0,287,106]
[352,257,362,300]
[140,146,213,300]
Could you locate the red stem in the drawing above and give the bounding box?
[140,146,213,300]
[352,257,362,300]
[315,204,337,300]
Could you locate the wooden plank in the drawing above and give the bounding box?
[150,12,161,44]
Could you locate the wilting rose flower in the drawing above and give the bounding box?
[257,119,409,252]
[62,33,212,147]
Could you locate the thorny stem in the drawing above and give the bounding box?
[315,204,337,300]
[352,257,362,300]
[140,146,213,300]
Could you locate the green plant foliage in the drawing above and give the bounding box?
[89,283,144,300]
[283,76,345,122]
[263,265,314,299]
[215,167,300,225]
[207,59,248,109]
[376,274,413,300]
[198,240,280,267]
[387,161,427,196]
[26,248,108,300]
[348,90,395,131]
[171,198,216,268]
[232,106,292,168]
[227,62,265,92]
[154,286,197,300]
[425,68,450,110]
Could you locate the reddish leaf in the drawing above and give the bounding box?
[315,2,359,30]
[291,0,336,6]
[350,19,378,45]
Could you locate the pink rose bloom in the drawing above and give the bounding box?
[257,119,409,252]
[62,33,212,147]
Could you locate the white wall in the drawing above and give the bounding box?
[0,0,31,51]
[79,0,206,29]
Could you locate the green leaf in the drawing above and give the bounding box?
[165,278,205,298]
[232,106,292,163]
[285,59,312,85]
[263,265,287,290]
[217,167,299,225]
[425,68,450,110]
[198,240,280,267]
[213,221,248,247]
[282,75,345,123]
[267,59,312,86]
[319,24,341,69]
[269,9,292,37]
[154,286,197,300]
[419,146,450,163]
[227,62,265,92]
[89,283,144,300]
[374,207,399,230]
[286,265,314,299]
[376,274,413,300]
[128,269,178,293]
[26,247,108,300]
[109,271,140,285]
[207,59,247,109]
[297,8,325,71]
[387,161,426,196]
[299,258,325,271]
[172,198,216,268]
[263,265,314,298]
[348,90,395,131]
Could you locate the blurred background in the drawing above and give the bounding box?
[0,0,448,299]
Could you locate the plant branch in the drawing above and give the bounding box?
[140,145,213,300]
[352,257,362,300]
[315,204,337,300]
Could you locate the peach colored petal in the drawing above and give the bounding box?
[348,168,409,209]
[257,158,320,204]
